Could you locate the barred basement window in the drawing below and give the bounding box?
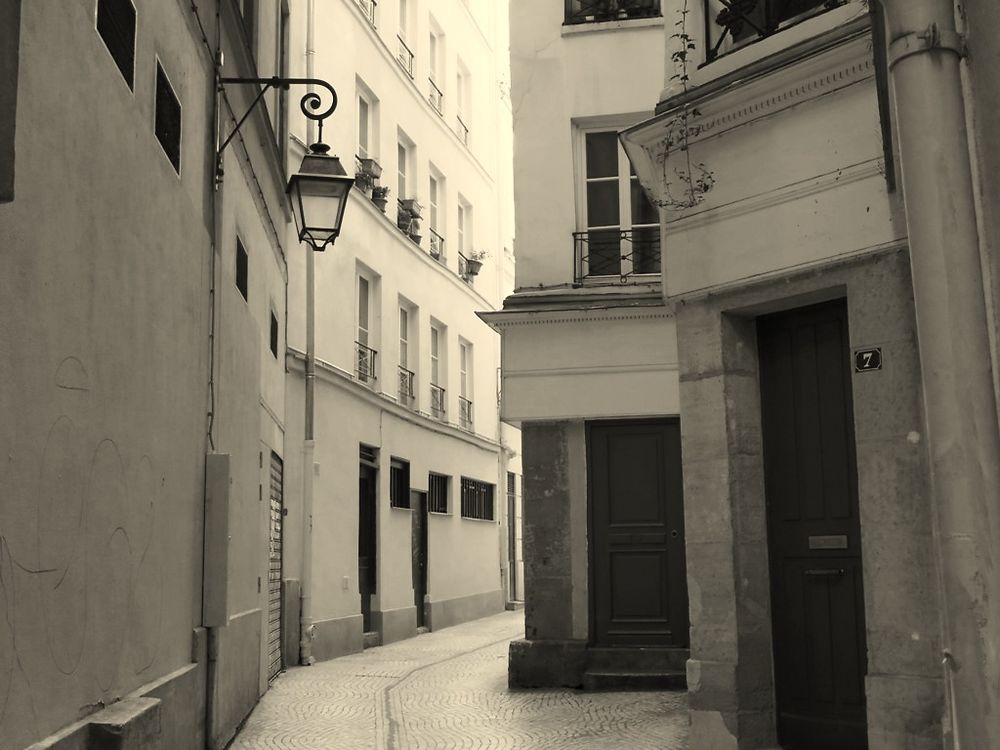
[428,473,449,513]
[269,310,278,358]
[236,239,249,301]
[154,62,182,174]
[96,0,136,89]
[461,478,494,521]
[390,458,411,509]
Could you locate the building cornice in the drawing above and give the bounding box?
[480,296,673,330]
[286,348,502,453]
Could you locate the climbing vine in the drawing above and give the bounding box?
[652,0,715,209]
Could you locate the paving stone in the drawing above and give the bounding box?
[231,611,690,749]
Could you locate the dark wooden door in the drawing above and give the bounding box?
[757,300,868,750]
[411,490,428,627]
[589,419,688,647]
[358,463,377,632]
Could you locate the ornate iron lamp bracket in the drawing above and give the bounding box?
[216,76,339,181]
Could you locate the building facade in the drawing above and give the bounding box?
[485,0,691,691]
[1,0,293,748]
[499,0,1000,749]
[280,0,520,662]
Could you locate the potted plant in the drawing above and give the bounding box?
[399,198,422,219]
[372,185,390,213]
[464,249,489,277]
[407,216,422,245]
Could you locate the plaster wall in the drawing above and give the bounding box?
[509,2,665,288]
[499,310,680,422]
[0,0,213,746]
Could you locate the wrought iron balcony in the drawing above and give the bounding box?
[705,0,843,62]
[396,35,415,79]
[455,114,469,146]
[457,251,472,282]
[564,0,660,25]
[573,227,661,284]
[355,0,377,27]
[430,384,446,421]
[458,397,473,431]
[398,366,415,406]
[356,341,378,384]
[429,229,446,261]
[428,78,444,115]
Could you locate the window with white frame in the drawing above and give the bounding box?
[358,93,371,159]
[456,200,471,254]
[356,274,376,383]
[398,305,415,403]
[430,323,445,420]
[397,140,409,198]
[428,171,444,259]
[458,340,472,431]
[455,62,470,144]
[578,129,659,280]
[428,26,444,114]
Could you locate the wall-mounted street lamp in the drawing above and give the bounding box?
[217,75,355,665]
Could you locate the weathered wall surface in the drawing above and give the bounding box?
[0,0,212,746]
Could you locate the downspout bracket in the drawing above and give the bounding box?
[889,24,967,69]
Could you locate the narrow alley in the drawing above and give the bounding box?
[230,611,689,750]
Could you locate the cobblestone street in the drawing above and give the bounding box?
[231,611,689,750]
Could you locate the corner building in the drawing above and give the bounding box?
[282,0,521,661]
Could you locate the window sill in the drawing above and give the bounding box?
[460,516,497,524]
[390,505,413,512]
[428,511,452,517]
[561,15,663,36]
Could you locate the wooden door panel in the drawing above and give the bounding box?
[758,300,868,749]
[589,420,687,647]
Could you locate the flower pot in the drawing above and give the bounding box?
[400,198,423,219]
[373,197,388,213]
[359,157,383,180]
[465,259,483,276]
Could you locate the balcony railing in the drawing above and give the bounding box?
[455,114,469,146]
[355,0,377,27]
[564,0,660,25]
[428,77,444,115]
[429,229,445,261]
[458,397,473,432]
[430,384,446,421]
[573,227,661,284]
[356,341,378,384]
[397,35,415,78]
[398,366,415,406]
[457,251,471,282]
[705,0,843,62]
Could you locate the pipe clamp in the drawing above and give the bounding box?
[889,23,967,69]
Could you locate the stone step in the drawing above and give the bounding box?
[585,647,689,673]
[581,670,687,692]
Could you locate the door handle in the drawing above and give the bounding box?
[804,568,846,576]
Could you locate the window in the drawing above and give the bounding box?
[459,341,472,431]
[507,471,517,500]
[236,239,249,301]
[576,130,659,281]
[430,324,445,420]
[154,62,182,174]
[398,306,414,403]
[428,27,443,114]
[564,0,660,25]
[705,0,837,62]
[390,458,410,508]
[397,140,409,198]
[430,325,441,385]
[397,0,414,77]
[269,310,279,357]
[456,201,470,254]
[429,173,444,259]
[461,478,494,520]
[429,473,449,513]
[2,1,21,202]
[455,63,470,144]
[358,95,371,159]
[96,0,136,89]
[357,275,376,382]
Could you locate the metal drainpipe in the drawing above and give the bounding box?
[879,1,1000,747]
[299,0,318,667]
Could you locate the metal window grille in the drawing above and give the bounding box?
[705,0,842,62]
[428,78,444,114]
[360,444,378,466]
[429,229,446,261]
[356,341,378,384]
[507,471,516,498]
[573,228,661,284]
[461,478,494,521]
[430,384,446,420]
[429,473,449,513]
[564,0,660,25]
[398,366,415,405]
[355,0,377,27]
[96,0,136,89]
[455,114,469,146]
[397,35,415,78]
[390,458,410,508]
[459,397,473,431]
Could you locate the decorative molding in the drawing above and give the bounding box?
[506,362,679,377]
[484,307,674,329]
[560,16,665,37]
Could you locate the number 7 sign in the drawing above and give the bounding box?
[854,347,883,372]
